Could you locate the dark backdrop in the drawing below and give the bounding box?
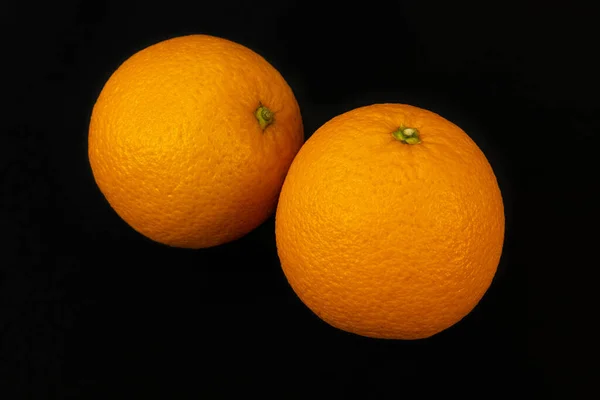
[3,0,597,398]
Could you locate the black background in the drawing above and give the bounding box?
[3,0,598,398]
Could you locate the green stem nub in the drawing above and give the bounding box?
[255,105,274,130]
[392,126,421,144]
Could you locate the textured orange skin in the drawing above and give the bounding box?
[89,35,304,248]
[275,104,504,339]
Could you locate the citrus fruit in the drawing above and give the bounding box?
[275,103,504,339]
[88,34,303,248]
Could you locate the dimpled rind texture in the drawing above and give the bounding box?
[89,35,304,248]
[275,104,505,339]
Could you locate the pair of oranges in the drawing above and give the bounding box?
[89,35,504,340]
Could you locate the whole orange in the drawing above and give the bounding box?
[89,35,303,248]
[275,103,504,339]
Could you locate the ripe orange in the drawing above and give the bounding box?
[89,35,304,248]
[275,103,504,339]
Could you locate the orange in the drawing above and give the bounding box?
[275,103,504,339]
[88,35,303,248]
